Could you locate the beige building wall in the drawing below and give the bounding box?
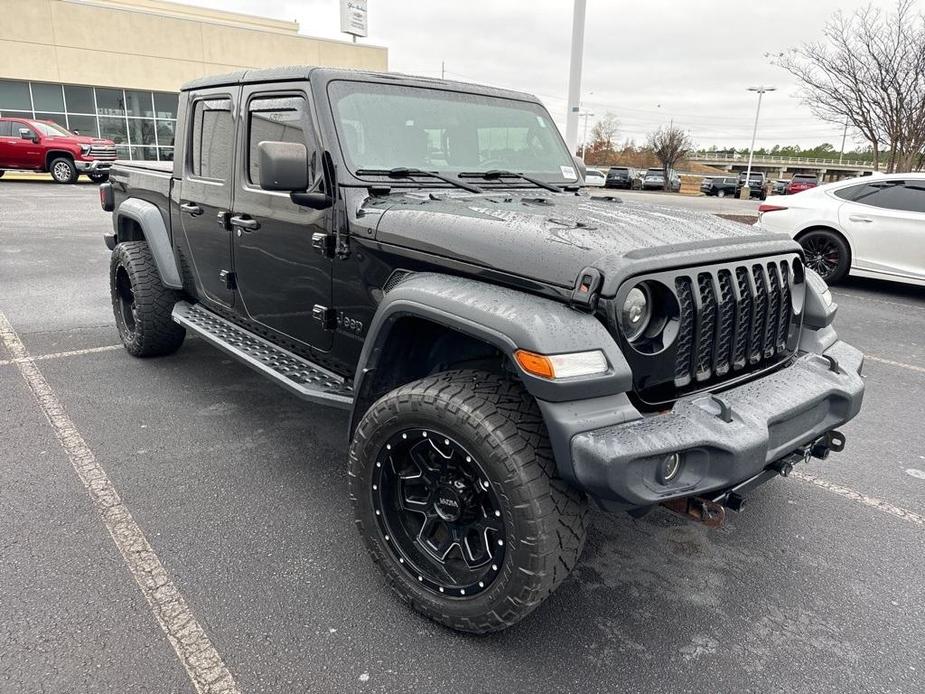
[0,0,388,92]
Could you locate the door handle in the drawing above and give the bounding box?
[180,202,202,216]
[230,215,260,231]
[848,215,873,223]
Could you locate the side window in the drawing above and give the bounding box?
[0,120,11,137]
[189,98,233,181]
[836,180,924,212]
[247,95,314,186]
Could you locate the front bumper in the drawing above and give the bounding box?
[568,340,864,509]
[75,159,113,173]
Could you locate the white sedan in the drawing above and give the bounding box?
[757,173,925,286]
[583,168,606,187]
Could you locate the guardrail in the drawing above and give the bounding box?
[690,152,881,169]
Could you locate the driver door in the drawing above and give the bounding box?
[230,84,334,351]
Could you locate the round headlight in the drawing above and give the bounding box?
[620,286,651,341]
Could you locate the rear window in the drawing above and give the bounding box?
[0,120,11,137]
[608,167,629,173]
[792,175,817,182]
[189,98,233,180]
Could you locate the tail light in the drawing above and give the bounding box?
[758,204,787,214]
[99,181,114,211]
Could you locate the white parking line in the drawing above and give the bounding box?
[0,344,123,367]
[865,355,925,375]
[0,310,240,694]
[792,471,925,527]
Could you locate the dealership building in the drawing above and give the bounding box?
[0,0,388,161]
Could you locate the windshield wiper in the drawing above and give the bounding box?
[458,169,563,193]
[355,167,484,194]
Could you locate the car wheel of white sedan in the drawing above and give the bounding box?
[798,229,850,284]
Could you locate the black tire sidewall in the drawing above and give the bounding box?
[799,230,850,284]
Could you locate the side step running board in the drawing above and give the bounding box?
[172,301,354,409]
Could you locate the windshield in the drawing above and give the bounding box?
[33,121,73,137]
[328,80,578,183]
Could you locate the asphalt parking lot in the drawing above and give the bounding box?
[1,180,924,693]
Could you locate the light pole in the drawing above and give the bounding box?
[579,110,595,160]
[744,86,775,195]
[564,0,587,154]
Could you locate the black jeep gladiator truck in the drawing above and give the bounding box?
[100,67,865,634]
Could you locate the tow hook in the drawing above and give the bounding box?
[661,497,727,528]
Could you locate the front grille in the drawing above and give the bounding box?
[673,260,796,388]
[88,146,117,160]
[607,253,803,408]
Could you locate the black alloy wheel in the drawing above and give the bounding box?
[799,230,850,283]
[372,429,505,597]
[114,265,138,339]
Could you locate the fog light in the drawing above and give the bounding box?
[658,453,682,484]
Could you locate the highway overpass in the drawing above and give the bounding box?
[688,152,882,180]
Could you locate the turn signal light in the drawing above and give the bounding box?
[514,349,608,380]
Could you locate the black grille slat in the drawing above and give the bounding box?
[674,277,695,387]
[765,263,781,358]
[715,271,735,376]
[750,266,767,363]
[777,261,792,349]
[733,268,752,370]
[694,273,716,381]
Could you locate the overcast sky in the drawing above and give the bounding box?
[182,0,918,151]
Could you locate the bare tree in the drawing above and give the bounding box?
[774,0,925,172]
[647,125,692,189]
[583,113,619,165]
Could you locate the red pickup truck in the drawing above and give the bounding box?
[0,117,116,183]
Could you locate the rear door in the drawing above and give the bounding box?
[836,179,925,281]
[230,83,333,351]
[0,120,13,167]
[5,120,43,169]
[176,88,237,308]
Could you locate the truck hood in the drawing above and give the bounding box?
[45,134,114,146]
[361,189,798,294]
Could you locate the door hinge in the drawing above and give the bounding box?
[312,232,336,257]
[312,304,337,330]
[219,270,236,290]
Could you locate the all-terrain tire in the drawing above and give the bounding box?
[349,370,588,634]
[49,156,78,184]
[110,241,186,357]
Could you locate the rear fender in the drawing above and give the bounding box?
[113,198,182,289]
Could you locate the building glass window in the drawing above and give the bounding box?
[129,118,157,146]
[156,119,175,147]
[95,88,125,116]
[125,90,154,118]
[154,92,178,119]
[64,85,95,114]
[130,146,159,161]
[0,80,32,110]
[99,116,128,144]
[0,110,32,120]
[31,83,65,112]
[68,114,99,137]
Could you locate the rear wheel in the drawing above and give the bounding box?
[717,189,726,198]
[350,370,588,634]
[49,157,77,184]
[799,229,850,284]
[109,241,186,356]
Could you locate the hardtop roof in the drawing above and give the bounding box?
[180,66,539,103]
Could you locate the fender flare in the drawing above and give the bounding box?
[350,272,633,429]
[114,198,183,289]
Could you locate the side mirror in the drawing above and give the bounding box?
[19,128,37,142]
[257,140,309,191]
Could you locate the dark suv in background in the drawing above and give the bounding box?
[700,176,738,197]
[737,171,768,200]
[604,166,639,189]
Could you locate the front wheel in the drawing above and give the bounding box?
[49,157,77,184]
[110,241,186,356]
[717,189,726,198]
[798,230,850,284]
[350,370,588,634]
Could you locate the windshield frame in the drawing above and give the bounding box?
[325,78,578,187]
